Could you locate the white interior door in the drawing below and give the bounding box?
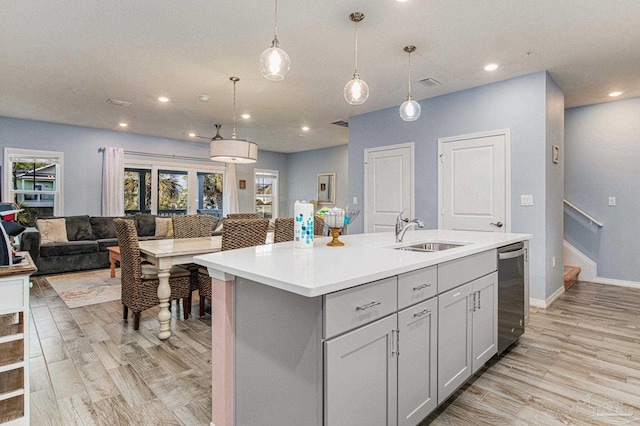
[439,130,510,232]
[365,144,414,233]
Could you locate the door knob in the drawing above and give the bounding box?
[490,221,503,228]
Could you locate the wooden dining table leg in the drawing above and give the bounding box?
[156,261,172,340]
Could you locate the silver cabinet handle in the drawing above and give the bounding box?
[391,329,399,357]
[490,221,504,228]
[471,292,477,312]
[412,283,432,291]
[413,309,432,318]
[356,301,381,311]
[477,291,481,309]
[498,248,525,260]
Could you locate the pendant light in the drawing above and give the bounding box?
[259,0,290,81]
[344,12,369,105]
[209,77,258,164]
[399,46,421,121]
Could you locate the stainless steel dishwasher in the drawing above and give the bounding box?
[497,242,526,353]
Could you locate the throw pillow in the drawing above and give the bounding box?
[155,217,173,237]
[37,218,69,244]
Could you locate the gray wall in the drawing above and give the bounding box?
[285,145,349,216]
[545,76,566,297]
[0,116,288,215]
[565,97,640,282]
[348,71,561,301]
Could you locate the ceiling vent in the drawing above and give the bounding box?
[418,78,441,87]
[330,120,349,128]
[107,98,133,107]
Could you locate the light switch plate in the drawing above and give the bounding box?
[521,195,533,206]
[608,197,616,206]
[352,196,358,205]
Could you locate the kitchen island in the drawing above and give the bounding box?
[195,229,531,426]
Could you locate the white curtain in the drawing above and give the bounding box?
[222,163,239,216]
[102,147,125,216]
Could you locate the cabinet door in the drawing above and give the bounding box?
[325,315,398,426]
[437,282,473,404]
[397,298,437,426]
[472,272,498,372]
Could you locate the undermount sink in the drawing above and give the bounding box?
[395,242,465,252]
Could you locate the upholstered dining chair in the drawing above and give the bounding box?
[273,217,294,243]
[197,218,269,316]
[114,218,192,330]
[227,213,260,220]
[171,214,215,317]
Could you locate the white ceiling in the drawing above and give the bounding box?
[1,0,639,153]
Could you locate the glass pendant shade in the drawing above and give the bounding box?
[344,74,369,105]
[399,97,421,121]
[259,44,291,81]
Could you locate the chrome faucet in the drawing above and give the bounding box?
[395,210,425,243]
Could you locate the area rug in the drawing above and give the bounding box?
[46,269,121,309]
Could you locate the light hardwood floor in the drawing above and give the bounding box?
[30,277,640,425]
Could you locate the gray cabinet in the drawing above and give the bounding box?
[437,272,498,403]
[471,272,498,372]
[324,314,398,426]
[437,281,473,404]
[397,298,438,426]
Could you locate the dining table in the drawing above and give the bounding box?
[138,235,222,339]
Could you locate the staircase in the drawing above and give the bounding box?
[563,265,581,290]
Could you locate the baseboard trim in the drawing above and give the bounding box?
[529,285,565,309]
[591,277,640,289]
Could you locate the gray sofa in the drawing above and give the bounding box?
[20,214,192,276]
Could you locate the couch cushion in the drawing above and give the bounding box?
[40,240,99,257]
[90,216,132,239]
[96,238,118,252]
[136,214,156,237]
[155,217,173,237]
[36,218,68,244]
[64,215,93,241]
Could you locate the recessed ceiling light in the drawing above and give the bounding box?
[158,97,170,103]
[241,114,251,119]
[301,126,310,131]
[119,122,128,128]
[484,63,499,71]
[609,91,623,97]
[396,0,409,2]
[199,95,210,102]
[188,132,196,137]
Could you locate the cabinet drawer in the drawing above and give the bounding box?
[0,278,24,313]
[324,277,397,339]
[438,250,496,293]
[398,266,437,309]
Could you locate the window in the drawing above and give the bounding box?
[124,168,151,214]
[123,158,223,216]
[157,169,188,216]
[255,169,278,219]
[3,148,64,217]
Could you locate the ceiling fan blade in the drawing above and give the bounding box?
[194,135,211,140]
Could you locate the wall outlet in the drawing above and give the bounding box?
[352,196,358,205]
[521,195,533,206]
[608,196,616,206]
[552,256,556,267]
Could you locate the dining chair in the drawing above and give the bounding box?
[273,217,294,243]
[197,218,269,316]
[114,218,192,330]
[172,214,215,318]
[227,213,260,220]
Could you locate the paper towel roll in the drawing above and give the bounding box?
[294,200,314,248]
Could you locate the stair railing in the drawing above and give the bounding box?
[563,199,603,227]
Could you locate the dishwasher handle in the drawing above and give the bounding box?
[498,248,525,260]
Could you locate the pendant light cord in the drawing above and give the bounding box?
[407,51,412,97]
[354,21,359,75]
[232,80,237,139]
[272,0,279,45]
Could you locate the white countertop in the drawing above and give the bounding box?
[194,229,531,297]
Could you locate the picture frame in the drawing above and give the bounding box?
[317,173,336,204]
[552,145,559,164]
[239,179,246,189]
